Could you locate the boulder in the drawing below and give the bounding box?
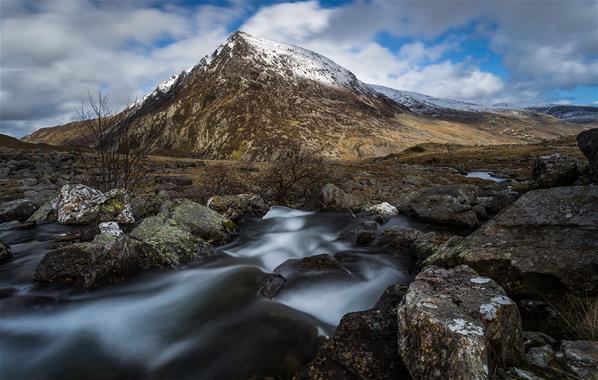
[365,202,398,223]
[130,192,169,219]
[425,186,598,298]
[297,284,410,380]
[0,199,37,223]
[373,226,444,268]
[397,265,523,379]
[408,184,483,227]
[161,198,236,244]
[129,214,214,267]
[51,184,134,225]
[354,220,379,246]
[207,193,268,222]
[321,184,359,211]
[98,222,122,237]
[0,240,12,261]
[532,154,581,188]
[34,234,142,289]
[577,128,598,183]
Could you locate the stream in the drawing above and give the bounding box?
[0,207,413,380]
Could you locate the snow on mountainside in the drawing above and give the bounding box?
[370,84,598,123]
[369,84,492,113]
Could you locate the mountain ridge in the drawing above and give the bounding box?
[23,31,588,160]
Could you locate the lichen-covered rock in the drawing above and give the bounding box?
[408,184,483,227]
[130,215,213,267]
[532,154,581,188]
[577,128,598,183]
[365,202,398,223]
[99,222,122,237]
[425,186,598,298]
[560,340,598,378]
[161,198,236,244]
[297,284,410,380]
[321,183,359,211]
[131,193,165,219]
[26,201,56,224]
[0,198,37,223]
[0,240,12,261]
[397,265,523,379]
[207,193,268,222]
[34,234,142,289]
[51,184,135,225]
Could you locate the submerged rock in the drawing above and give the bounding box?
[425,186,598,298]
[397,265,523,379]
[257,273,287,299]
[577,128,598,183]
[0,239,12,261]
[274,254,347,278]
[532,154,581,188]
[0,198,37,223]
[207,193,268,222]
[297,284,410,380]
[161,198,236,245]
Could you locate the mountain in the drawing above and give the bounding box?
[24,31,587,160]
[370,84,598,124]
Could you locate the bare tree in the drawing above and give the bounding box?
[75,88,164,192]
[258,146,330,206]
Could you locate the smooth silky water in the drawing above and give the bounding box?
[0,207,413,380]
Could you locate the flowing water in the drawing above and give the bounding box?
[0,207,413,380]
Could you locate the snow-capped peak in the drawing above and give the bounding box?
[230,31,372,94]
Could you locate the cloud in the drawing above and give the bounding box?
[0,0,240,137]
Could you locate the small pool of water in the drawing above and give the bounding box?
[465,171,508,182]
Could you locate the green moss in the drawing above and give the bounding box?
[230,140,248,160]
[222,219,237,233]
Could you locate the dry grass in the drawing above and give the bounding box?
[553,294,598,341]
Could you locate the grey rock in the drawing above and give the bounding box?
[560,340,598,378]
[0,240,12,261]
[207,193,268,222]
[398,265,523,379]
[321,183,359,211]
[0,199,37,223]
[577,128,598,183]
[532,154,581,188]
[408,184,483,227]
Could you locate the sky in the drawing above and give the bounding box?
[1,0,597,137]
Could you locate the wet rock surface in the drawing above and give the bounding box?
[161,198,236,244]
[0,239,12,261]
[297,284,410,380]
[373,226,445,269]
[426,186,598,298]
[207,193,268,222]
[397,265,523,379]
[0,199,37,223]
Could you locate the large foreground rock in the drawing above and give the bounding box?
[161,198,235,244]
[297,284,410,379]
[577,128,598,183]
[0,199,37,223]
[426,186,598,298]
[207,193,268,222]
[398,265,523,379]
[51,184,134,225]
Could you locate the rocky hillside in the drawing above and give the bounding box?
[24,32,587,160]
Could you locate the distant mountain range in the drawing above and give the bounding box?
[371,85,598,124]
[23,32,590,160]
